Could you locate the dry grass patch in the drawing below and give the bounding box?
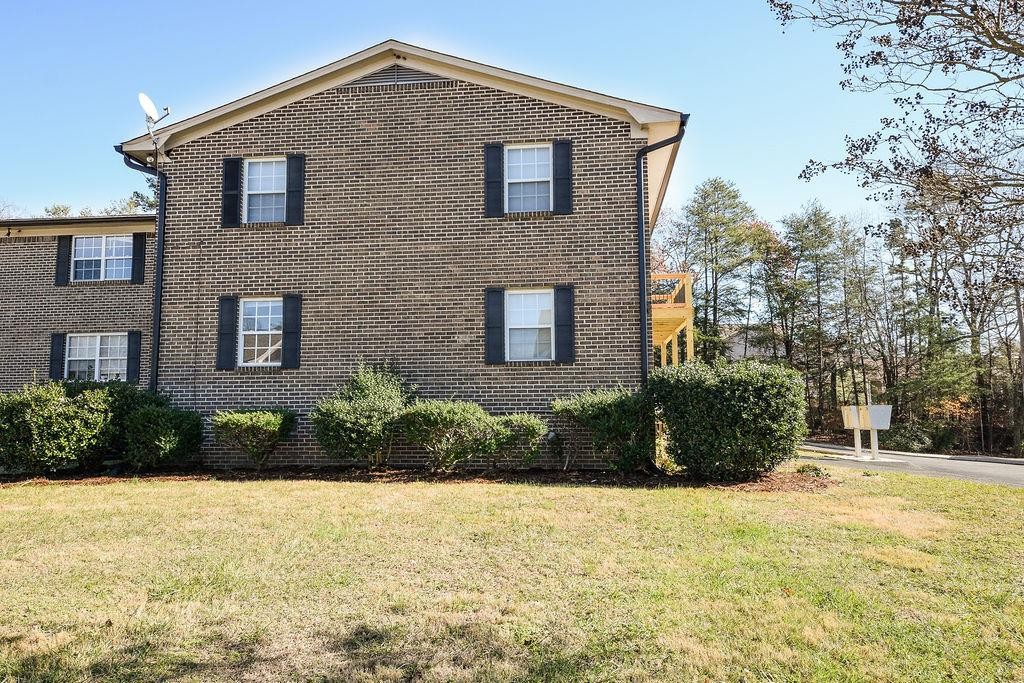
[0,467,1022,681]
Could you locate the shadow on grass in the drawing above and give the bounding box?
[0,465,831,493]
[318,620,592,682]
[0,628,275,683]
[2,620,593,682]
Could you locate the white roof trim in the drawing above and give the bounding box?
[120,39,683,157]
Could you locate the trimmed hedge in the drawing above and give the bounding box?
[122,405,203,471]
[491,413,549,469]
[64,380,169,466]
[212,409,296,468]
[551,389,655,472]
[396,400,496,470]
[0,382,110,474]
[311,364,414,467]
[648,361,807,481]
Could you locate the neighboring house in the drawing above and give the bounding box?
[0,40,692,467]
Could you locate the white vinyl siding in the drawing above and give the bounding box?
[505,144,552,213]
[243,158,287,223]
[72,235,132,282]
[65,333,128,381]
[505,289,555,361]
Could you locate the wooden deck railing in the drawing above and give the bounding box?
[650,272,695,365]
[650,272,692,306]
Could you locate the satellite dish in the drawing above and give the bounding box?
[138,92,160,122]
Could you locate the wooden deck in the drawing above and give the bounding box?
[651,272,694,366]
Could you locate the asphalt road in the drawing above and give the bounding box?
[801,451,1024,488]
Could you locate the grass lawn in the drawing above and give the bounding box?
[1,465,1022,682]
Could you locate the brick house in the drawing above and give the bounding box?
[0,40,694,467]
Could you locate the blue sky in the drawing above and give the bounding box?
[0,0,894,223]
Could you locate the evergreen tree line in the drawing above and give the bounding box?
[653,178,1024,454]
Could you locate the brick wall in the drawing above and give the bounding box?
[0,234,154,390]
[159,78,651,468]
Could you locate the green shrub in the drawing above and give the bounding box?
[64,380,169,466]
[795,463,828,478]
[123,404,203,471]
[311,364,414,466]
[396,400,497,470]
[212,409,295,468]
[879,420,931,453]
[491,413,549,469]
[648,361,807,481]
[0,382,110,474]
[551,389,655,472]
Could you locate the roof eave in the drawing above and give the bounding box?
[120,39,682,161]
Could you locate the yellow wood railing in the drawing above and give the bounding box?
[651,272,695,365]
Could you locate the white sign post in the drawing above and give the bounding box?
[841,405,893,460]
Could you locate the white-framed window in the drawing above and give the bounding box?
[65,333,128,381]
[238,298,284,367]
[505,289,555,361]
[505,144,552,213]
[72,235,133,282]
[243,158,287,223]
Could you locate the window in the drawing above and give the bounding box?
[505,144,552,213]
[505,289,554,361]
[65,333,128,381]
[243,158,287,223]
[239,298,283,367]
[72,235,132,281]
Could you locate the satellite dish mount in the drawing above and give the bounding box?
[138,92,170,154]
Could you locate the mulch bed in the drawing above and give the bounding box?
[0,466,834,492]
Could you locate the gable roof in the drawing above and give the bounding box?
[120,39,687,221]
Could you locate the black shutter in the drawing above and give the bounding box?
[285,155,305,226]
[55,236,72,286]
[131,233,147,284]
[126,331,142,383]
[216,295,239,370]
[49,333,66,380]
[553,140,573,215]
[281,294,302,368]
[554,285,575,363]
[221,158,242,228]
[485,287,505,364]
[484,143,504,217]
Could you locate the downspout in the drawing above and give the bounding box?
[636,112,689,384]
[114,144,166,393]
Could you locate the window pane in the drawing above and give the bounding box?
[99,334,128,359]
[67,360,96,380]
[104,258,132,280]
[246,159,287,193]
[246,192,286,223]
[239,300,283,365]
[98,359,127,381]
[73,259,102,281]
[507,292,554,327]
[73,237,102,259]
[104,236,132,258]
[67,335,98,359]
[507,181,550,212]
[508,328,552,361]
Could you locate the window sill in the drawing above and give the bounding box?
[500,211,555,221]
[236,221,288,229]
[67,279,138,287]
[501,360,569,367]
[234,366,283,375]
